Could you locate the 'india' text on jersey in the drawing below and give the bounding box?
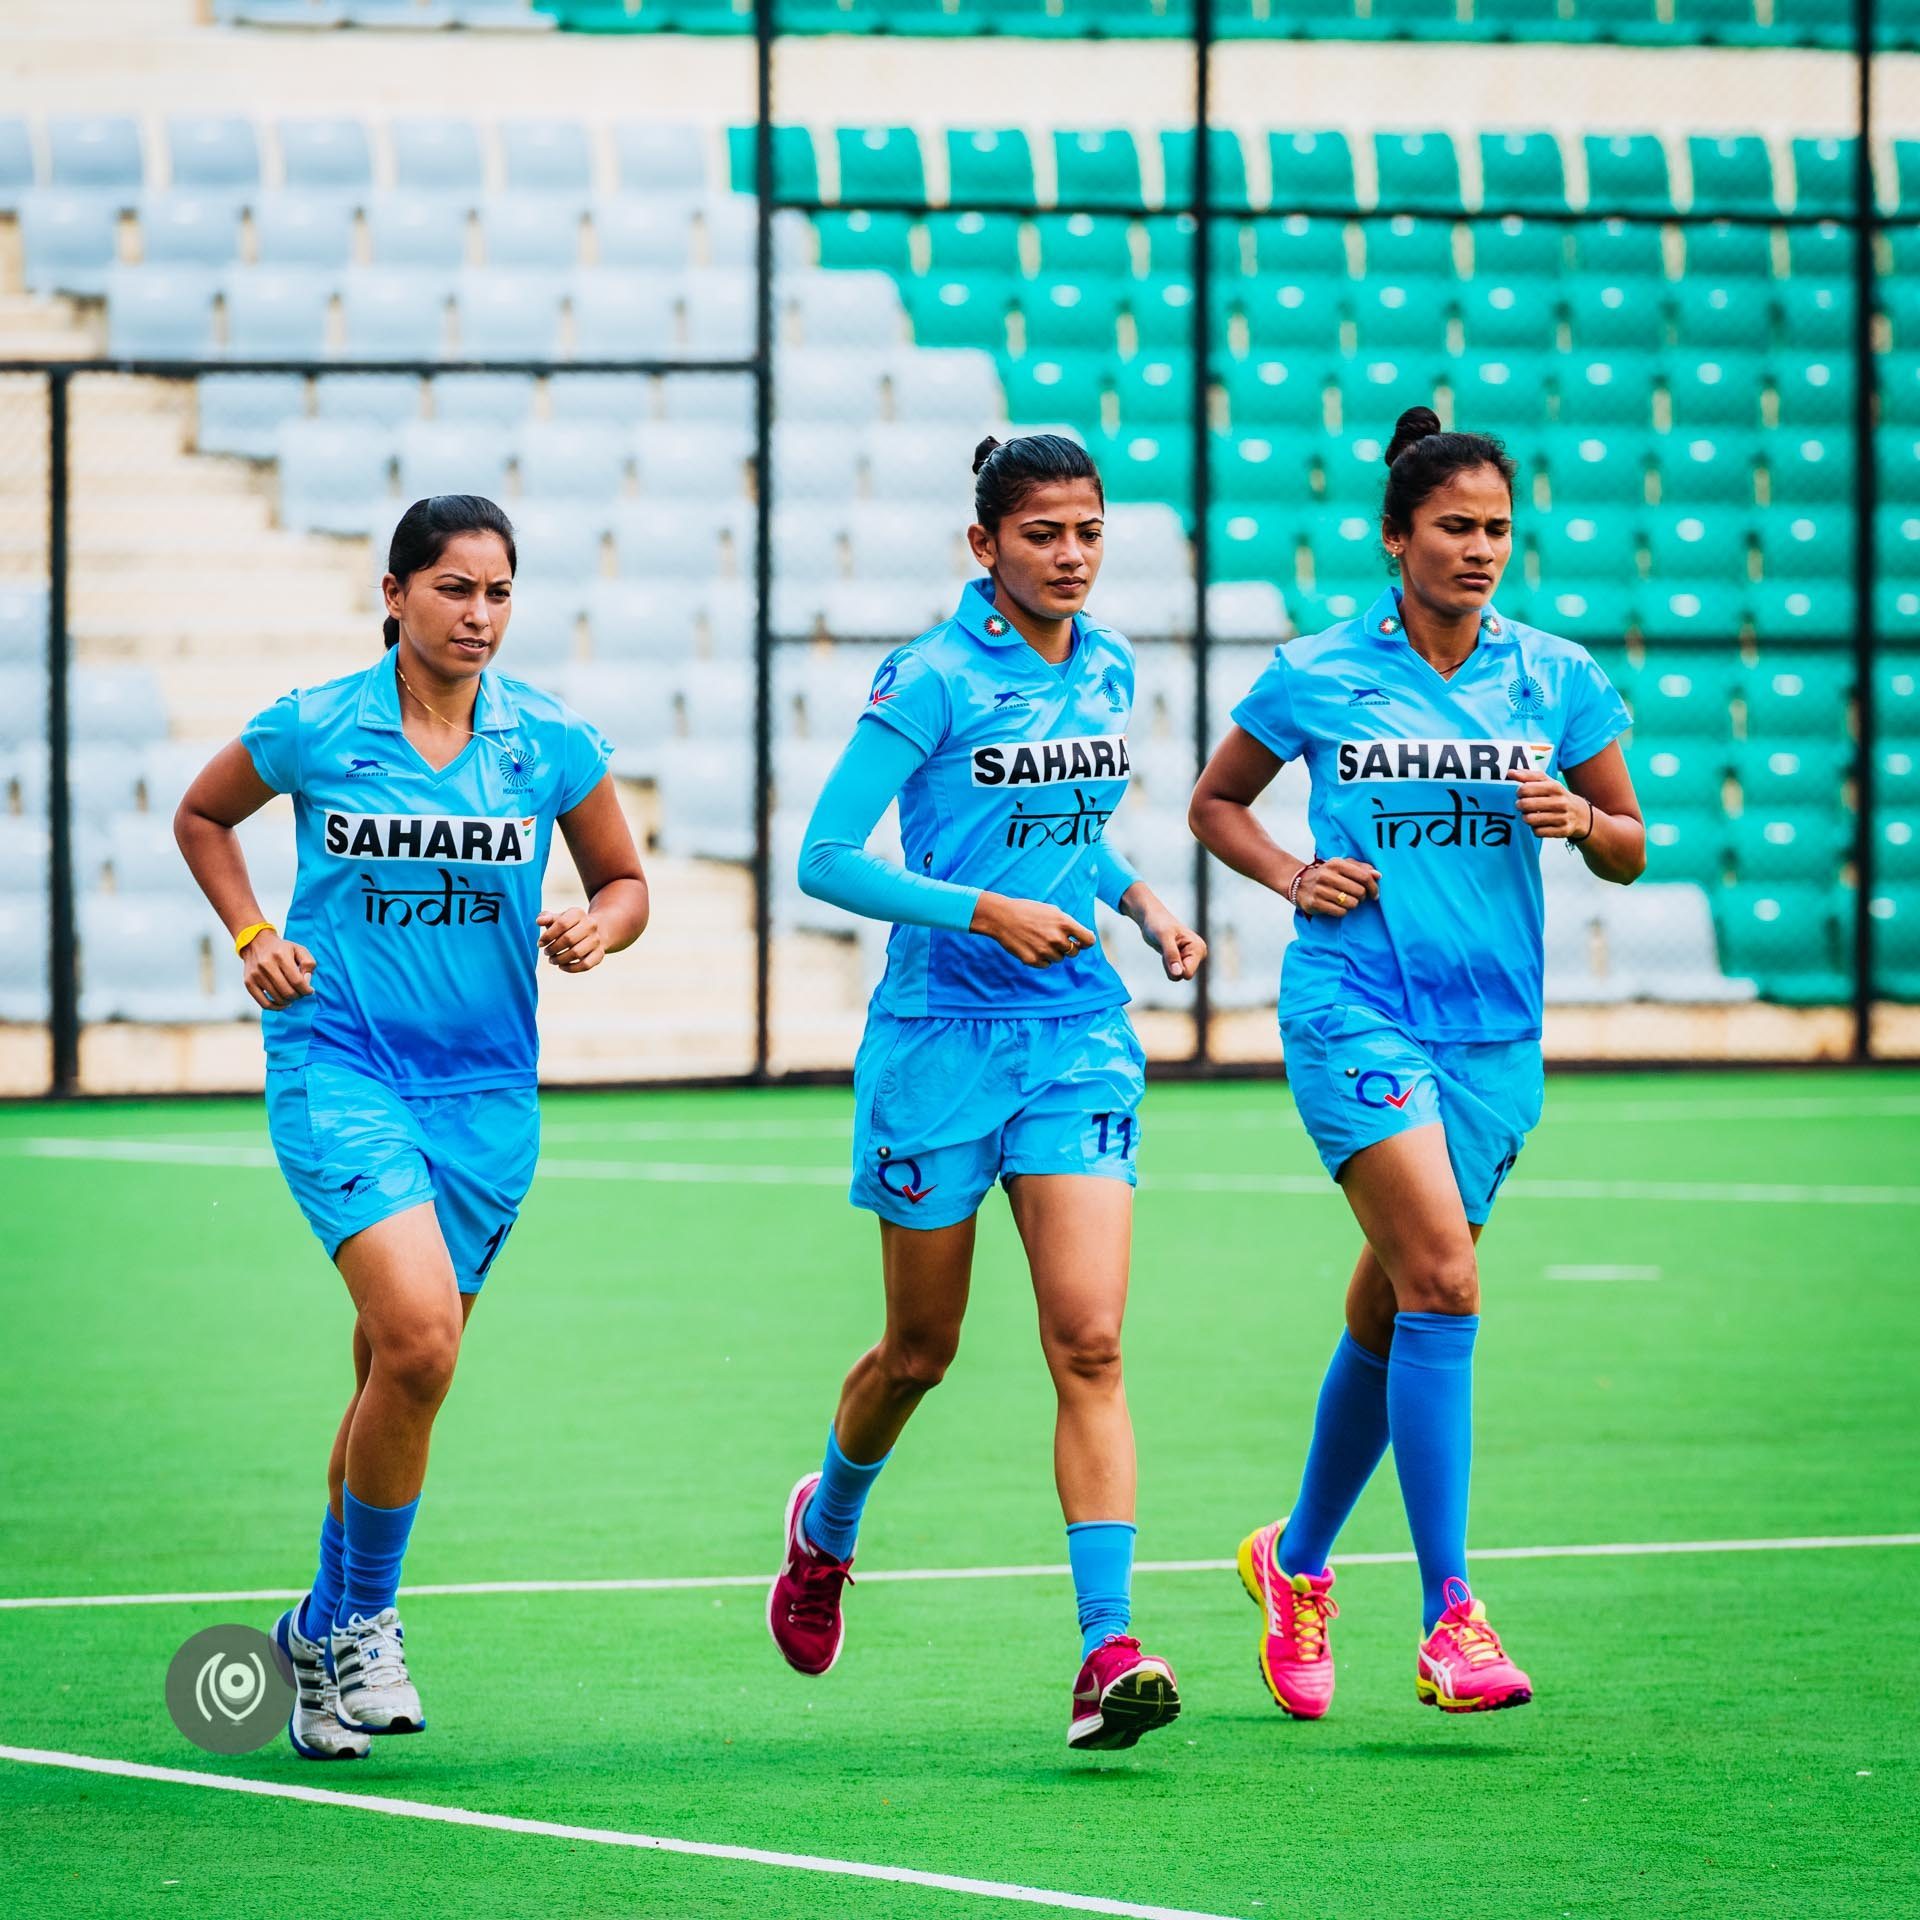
[855,578,1136,1018]
[241,650,612,1094]
[1230,586,1630,1044]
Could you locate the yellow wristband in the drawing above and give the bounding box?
[233,922,276,956]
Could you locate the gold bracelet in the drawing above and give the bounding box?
[233,921,276,956]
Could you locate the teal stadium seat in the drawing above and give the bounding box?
[1557,352,1658,428]
[1316,426,1391,506]
[1759,507,1854,579]
[1528,582,1637,639]
[1642,807,1729,885]
[1884,430,1920,503]
[727,125,817,199]
[1687,134,1776,214]
[1735,740,1850,809]
[1211,506,1299,582]
[1052,130,1142,209]
[1340,355,1442,428]
[1670,0,1762,38]
[1885,282,1920,351]
[816,210,913,271]
[1751,582,1854,643]
[1129,276,1197,352]
[1566,277,1666,351]
[1665,355,1766,431]
[1032,212,1133,278]
[1249,214,1348,278]
[1715,884,1852,1004]
[1771,0,1855,46]
[1881,583,1920,641]
[1787,221,1852,278]
[1881,506,1920,578]
[1639,580,1748,639]
[1731,809,1848,886]
[1683,219,1774,279]
[1268,131,1358,213]
[1476,0,1584,40]
[1778,281,1853,352]
[835,127,925,205]
[1631,649,1741,735]
[1161,130,1250,211]
[1216,431,1321,502]
[1539,427,1651,503]
[1791,136,1858,217]
[1240,278,1347,354]
[1583,134,1673,214]
[1353,280,1450,354]
[1471,215,1565,281]
[1478,132,1569,212]
[1453,354,1554,431]
[1877,742,1920,803]
[1569,0,1667,40]
[1305,509,1388,596]
[1373,131,1463,213]
[1570,216,1665,278]
[1224,357,1333,430]
[1659,431,1761,506]
[1143,214,1237,276]
[1876,811,1920,883]
[1672,282,1773,354]
[1635,738,1732,813]
[1894,141,1920,212]
[946,129,1036,206]
[1092,428,1191,502]
[1365,0,1469,38]
[904,272,1010,348]
[925,211,1022,274]
[1113,354,1191,424]
[1775,355,1855,427]
[1534,506,1638,578]
[1362,214,1458,280]
[1647,507,1750,577]
[1001,352,1105,426]
[1746,652,1853,737]
[1460,281,1558,352]
[1870,892,1920,1003]
[1020,277,1122,354]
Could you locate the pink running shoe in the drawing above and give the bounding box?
[1237,1521,1338,1719]
[1416,1577,1533,1713]
[1067,1635,1181,1752]
[767,1473,854,1677]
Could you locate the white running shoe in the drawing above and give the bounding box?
[273,1606,370,1760]
[330,1607,425,1734]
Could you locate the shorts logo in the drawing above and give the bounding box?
[1506,673,1548,717]
[345,757,386,778]
[498,740,538,792]
[877,1153,936,1204]
[1355,1069,1419,1110]
[324,811,537,865]
[972,733,1129,787]
[1347,686,1392,708]
[339,1172,373,1198]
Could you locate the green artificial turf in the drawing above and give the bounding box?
[2,1072,1917,1917]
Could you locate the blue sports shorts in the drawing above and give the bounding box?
[1281,1005,1544,1224]
[265,1059,540,1293]
[850,1004,1146,1230]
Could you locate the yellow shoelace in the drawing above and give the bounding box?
[1286,1576,1338,1659]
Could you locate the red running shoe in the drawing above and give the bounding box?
[767,1473,854,1676]
[1067,1635,1181,1752]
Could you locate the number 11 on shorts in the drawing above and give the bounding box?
[1092,1113,1135,1158]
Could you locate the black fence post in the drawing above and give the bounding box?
[1850,0,1879,1060]
[46,368,77,1098]
[1189,0,1215,1067]
[752,0,777,1081]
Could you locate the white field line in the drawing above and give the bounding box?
[0,1747,1235,1920]
[13,1137,1920,1208]
[4,1533,1917,1614]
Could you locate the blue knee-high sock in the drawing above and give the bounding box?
[1276,1331,1391,1578]
[802,1427,889,1562]
[1385,1311,1478,1633]
[335,1486,420,1628]
[1066,1521,1136,1658]
[299,1505,346,1641]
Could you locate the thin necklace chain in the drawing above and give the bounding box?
[396,665,481,740]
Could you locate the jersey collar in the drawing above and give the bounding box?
[952,576,1089,656]
[1362,587,1514,651]
[357,647,520,737]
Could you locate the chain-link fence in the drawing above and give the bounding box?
[3,2,1915,1091]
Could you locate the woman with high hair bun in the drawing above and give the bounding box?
[175,496,649,1760]
[766,432,1207,1753]
[1191,405,1645,1722]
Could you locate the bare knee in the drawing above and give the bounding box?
[876,1327,960,1397]
[1045,1323,1124,1390]
[1394,1249,1480,1318]
[376,1319,461,1405]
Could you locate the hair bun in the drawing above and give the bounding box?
[1384,405,1443,467]
[972,435,1003,476]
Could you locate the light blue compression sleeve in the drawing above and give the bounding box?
[797,721,983,931]
[1093,840,1139,911]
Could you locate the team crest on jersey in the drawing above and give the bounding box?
[323,811,538,864]
[1506,673,1547,717]
[984,614,1010,636]
[971,733,1130,787]
[1098,667,1127,713]
[498,740,539,792]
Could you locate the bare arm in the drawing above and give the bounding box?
[543,773,650,972]
[1188,726,1379,920]
[1506,740,1646,885]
